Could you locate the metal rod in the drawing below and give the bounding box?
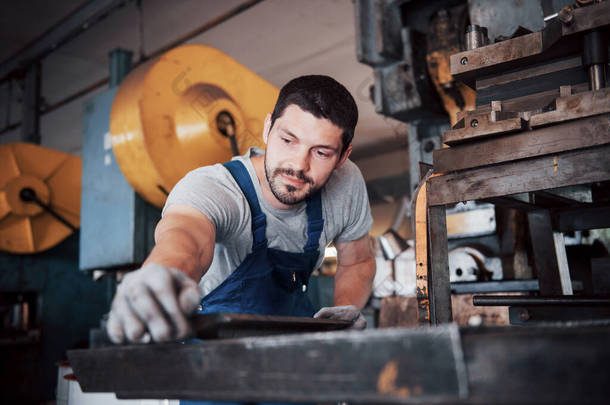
[589,64,606,91]
[5,79,11,128]
[473,295,610,307]
[19,187,78,233]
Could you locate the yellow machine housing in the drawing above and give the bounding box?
[110,44,279,208]
[0,143,81,254]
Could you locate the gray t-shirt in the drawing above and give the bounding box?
[163,147,373,295]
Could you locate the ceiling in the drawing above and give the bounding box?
[0,0,409,172]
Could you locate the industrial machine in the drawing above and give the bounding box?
[0,143,111,403]
[414,0,610,325]
[109,44,275,209]
[66,1,610,404]
[0,142,80,253]
[80,44,277,272]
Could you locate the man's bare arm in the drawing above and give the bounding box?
[106,204,216,343]
[333,234,376,309]
[313,235,376,329]
[144,204,216,281]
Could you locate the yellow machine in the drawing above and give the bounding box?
[0,45,277,254]
[110,44,279,208]
[0,143,81,254]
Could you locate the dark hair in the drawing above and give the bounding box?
[270,75,358,154]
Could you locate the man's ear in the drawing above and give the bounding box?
[262,113,272,145]
[335,144,352,169]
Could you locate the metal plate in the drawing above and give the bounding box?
[68,325,468,403]
[192,313,352,339]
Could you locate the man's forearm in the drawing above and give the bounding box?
[143,230,200,281]
[333,256,376,309]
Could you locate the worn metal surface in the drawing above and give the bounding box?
[508,306,610,324]
[460,325,610,402]
[475,295,610,306]
[442,114,524,145]
[354,0,405,66]
[451,280,539,294]
[452,2,610,85]
[427,144,610,206]
[529,88,610,127]
[69,325,468,403]
[428,205,452,324]
[527,210,565,296]
[372,29,445,121]
[191,313,352,339]
[407,122,446,192]
[555,205,610,231]
[434,114,610,172]
[68,325,610,404]
[592,258,610,294]
[80,88,159,271]
[468,0,544,43]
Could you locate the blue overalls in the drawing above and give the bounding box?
[181,160,323,405]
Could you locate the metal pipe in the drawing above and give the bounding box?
[473,295,610,307]
[0,0,265,137]
[589,64,606,91]
[583,29,608,91]
[465,25,488,51]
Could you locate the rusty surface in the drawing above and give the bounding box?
[561,1,610,36]
[450,31,544,78]
[529,88,610,127]
[190,313,352,339]
[475,56,582,91]
[428,144,610,206]
[442,114,524,145]
[378,296,419,328]
[450,2,609,86]
[434,114,610,173]
[69,325,468,403]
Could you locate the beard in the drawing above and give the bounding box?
[264,155,319,205]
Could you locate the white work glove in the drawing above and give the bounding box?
[313,305,367,330]
[106,264,201,344]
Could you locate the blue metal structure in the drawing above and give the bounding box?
[79,50,160,272]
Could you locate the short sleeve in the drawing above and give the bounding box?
[162,165,248,242]
[332,161,373,243]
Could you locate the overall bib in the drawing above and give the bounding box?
[181,160,323,405]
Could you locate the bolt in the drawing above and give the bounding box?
[558,6,574,26]
[19,187,36,202]
[423,140,435,153]
[216,111,235,137]
[518,309,530,322]
[470,119,479,128]
[460,57,468,65]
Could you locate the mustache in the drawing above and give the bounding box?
[274,168,313,185]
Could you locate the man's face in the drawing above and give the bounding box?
[263,105,352,205]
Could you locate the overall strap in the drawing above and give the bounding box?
[304,191,324,252]
[223,160,267,248]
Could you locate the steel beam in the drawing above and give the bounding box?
[0,0,130,82]
[68,324,610,404]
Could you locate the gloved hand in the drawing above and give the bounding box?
[313,305,367,330]
[106,264,201,344]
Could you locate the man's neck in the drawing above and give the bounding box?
[250,154,295,211]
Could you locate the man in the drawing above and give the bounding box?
[107,75,376,344]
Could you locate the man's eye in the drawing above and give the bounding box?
[281,137,291,144]
[316,150,330,158]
